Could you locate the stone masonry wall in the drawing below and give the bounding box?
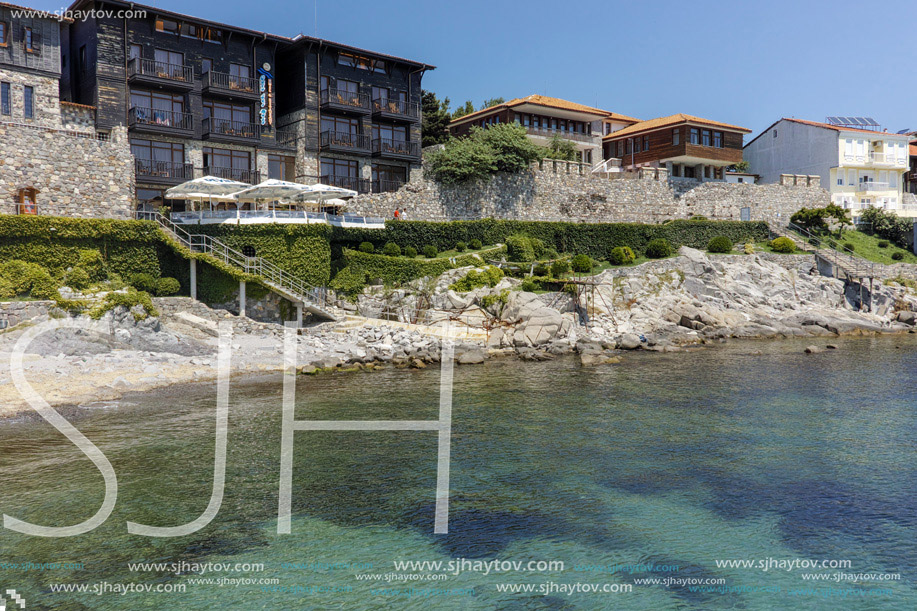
[0,123,134,218]
[345,160,830,225]
[60,102,97,133]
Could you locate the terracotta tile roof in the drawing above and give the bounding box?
[1,2,73,22]
[60,101,95,109]
[910,143,917,157]
[603,114,751,140]
[450,94,635,125]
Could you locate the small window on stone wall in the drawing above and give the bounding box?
[18,187,39,215]
[242,245,256,258]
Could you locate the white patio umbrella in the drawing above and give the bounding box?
[232,179,315,210]
[292,182,359,202]
[165,176,250,212]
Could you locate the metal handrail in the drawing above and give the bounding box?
[779,222,876,280]
[136,211,333,312]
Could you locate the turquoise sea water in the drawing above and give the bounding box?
[1,335,916,610]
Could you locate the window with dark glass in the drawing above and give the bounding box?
[184,24,198,38]
[1,82,9,116]
[320,75,331,92]
[203,100,251,123]
[154,48,184,68]
[690,128,700,144]
[701,129,711,146]
[129,44,141,61]
[626,139,632,154]
[203,148,251,176]
[202,58,212,74]
[23,27,33,52]
[130,90,185,126]
[229,63,251,88]
[131,139,185,177]
[268,154,295,181]
[0,22,7,46]
[634,138,641,153]
[321,158,358,178]
[321,115,360,135]
[155,19,179,34]
[643,135,649,151]
[713,131,723,148]
[372,123,407,142]
[673,128,680,145]
[23,86,33,119]
[372,164,406,189]
[617,141,624,157]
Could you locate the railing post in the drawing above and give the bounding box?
[190,259,197,301]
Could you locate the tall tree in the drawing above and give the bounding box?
[480,97,505,110]
[451,100,476,120]
[421,90,452,147]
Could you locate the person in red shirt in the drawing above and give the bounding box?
[393,208,400,220]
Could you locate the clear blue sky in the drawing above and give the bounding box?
[33,0,917,137]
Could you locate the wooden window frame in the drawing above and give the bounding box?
[673,128,680,145]
[0,81,10,116]
[23,26,34,53]
[23,85,34,119]
[18,187,39,215]
[0,21,8,47]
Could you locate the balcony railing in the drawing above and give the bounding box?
[134,159,194,182]
[320,88,371,112]
[524,125,595,143]
[320,130,371,152]
[372,138,420,158]
[371,97,420,121]
[372,179,406,193]
[274,127,297,148]
[320,174,371,193]
[858,181,891,192]
[202,117,261,140]
[202,166,260,184]
[128,57,193,84]
[203,70,258,95]
[128,106,193,131]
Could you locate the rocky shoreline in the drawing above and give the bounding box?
[1,248,915,418]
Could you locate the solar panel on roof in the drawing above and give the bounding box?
[897,128,910,134]
[865,117,879,126]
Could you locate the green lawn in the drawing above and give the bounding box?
[751,241,808,255]
[834,230,917,265]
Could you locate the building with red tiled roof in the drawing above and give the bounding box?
[449,95,640,165]
[602,114,751,180]
[743,118,913,217]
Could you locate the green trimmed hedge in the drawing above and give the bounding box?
[332,219,769,259]
[331,248,487,297]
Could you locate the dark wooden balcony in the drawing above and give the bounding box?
[320,174,371,193]
[372,179,406,194]
[128,107,193,137]
[320,88,371,115]
[134,159,194,185]
[371,97,420,123]
[372,138,420,160]
[202,71,260,101]
[202,117,261,144]
[320,130,371,154]
[202,166,260,184]
[127,58,194,90]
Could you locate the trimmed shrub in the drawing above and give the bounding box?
[381,242,401,257]
[707,236,734,253]
[878,240,890,248]
[520,278,538,292]
[892,252,904,261]
[505,234,536,262]
[645,238,672,259]
[130,272,158,293]
[571,254,594,273]
[89,288,158,321]
[404,246,417,258]
[609,246,636,266]
[29,268,58,300]
[155,277,181,296]
[423,245,438,258]
[455,241,467,252]
[76,249,107,282]
[550,259,570,277]
[469,239,482,250]
[769,237,796,254]
[359,241,375,254]
[65,267,91,290]
[530,237,546,259]
[744,243,754,255]
[843,242,855,252]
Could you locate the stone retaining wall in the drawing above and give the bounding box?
[345,160,829,225]
[0,300,53,330]
[0,123,134,219]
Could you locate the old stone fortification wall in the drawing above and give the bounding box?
[0,123,134,219]
[346,161,829,225]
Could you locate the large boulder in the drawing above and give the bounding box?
[501,291,570,347]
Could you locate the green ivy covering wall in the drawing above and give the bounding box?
[332,219,770,259]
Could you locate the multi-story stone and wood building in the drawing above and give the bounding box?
[602,114,751,181]
[743,118,914,217]
[449,95,639,165]
[0,2,134,217]
[905,134,917,196]
[59,0,433,212]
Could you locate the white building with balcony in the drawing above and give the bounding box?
[743,118,913,217]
